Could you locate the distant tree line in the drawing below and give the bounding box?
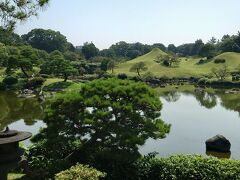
[1,27,240,82]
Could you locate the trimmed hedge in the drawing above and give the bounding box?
[133,155,240,180]
[214,58,226,64]
[55,164,106,180]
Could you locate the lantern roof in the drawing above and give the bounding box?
[0,127,32,145]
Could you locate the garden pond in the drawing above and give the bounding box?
[0,86,240,159]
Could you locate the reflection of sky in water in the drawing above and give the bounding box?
[1,91,240,159]
[140,94,240,159]
[8,119,46,147]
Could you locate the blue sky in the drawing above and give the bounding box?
[16,0,240,49]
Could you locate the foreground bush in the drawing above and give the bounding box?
[0,82,6,90]
[26,77,46,89]
[3,76,18,85]
[55,164,106,180]
[134,155,240,180]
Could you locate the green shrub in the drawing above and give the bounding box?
[134,155,240,180]
[55,164,106,180]
[3,76,18,85]
[197,78,208,85]
[27,77,46,88]
[143,72,155,81]
[117,73,128,79]
[214,58,226,64]
[0,82,6,90]
[163,59,170,66]
[197,59,205,64]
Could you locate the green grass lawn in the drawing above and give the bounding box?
[114,48,240,78]
[43,78,64,86]
[43,78,82,93]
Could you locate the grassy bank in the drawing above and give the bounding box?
[114,48,240,78]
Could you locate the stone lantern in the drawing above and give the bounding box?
[0,127,32,180]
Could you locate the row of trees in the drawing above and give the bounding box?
[168,33,240,58]
[0,44,83,81]
[1,27,240,64]
[80,32,240,62]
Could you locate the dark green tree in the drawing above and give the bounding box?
[22,29,70,53]
[0,27,23,45]
[18,58,33,78]
[41,55,77,81]
[82,42,99,60]
[29,78,170,178]
[167,44,177,53]
[107,60,116,74]
[152,43,166,52]
[130,62,148,77]
[0,44,8,66]
[199,43,216,59]
[192,39,204,56]
[100,58,111,71]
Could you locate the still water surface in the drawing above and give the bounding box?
[0,88,240,158]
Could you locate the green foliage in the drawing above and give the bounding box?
[43,81,73,91]
[219,33,240,53]
[0,0,49,29]
[143,72,155,82]
[0,27,23,45]
[22,29,72,53]
[100,58,111,71]
[199,43,216,59]
[82,42,99,60]
[167,44,177,53]
[41,55,77,81]
[29,78,170,179]
[3,75,18,85]
[214,58,226,64]
[133,155,240,180]
[55,164,106,180]
[115,49,240,78]
[27,77,46,89]
[117,73,128,79]
[211,65,229,80]
[107,60,116,73]
[0,82,6,90]
[130,62,148,76]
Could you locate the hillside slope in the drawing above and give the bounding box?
[115,50,240,78]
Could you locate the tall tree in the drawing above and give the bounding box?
[167,44,177,53]
[22,29,70,53]
[41,55,77,81]
[130,62,148,77]
[211,65,229,80]
[192,39,204,56]
[82,42,99,60]
[29,78,170,178]
[199,43,216,59]
[107,60,116,74]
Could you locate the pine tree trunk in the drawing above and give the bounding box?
[21,67,29,78]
